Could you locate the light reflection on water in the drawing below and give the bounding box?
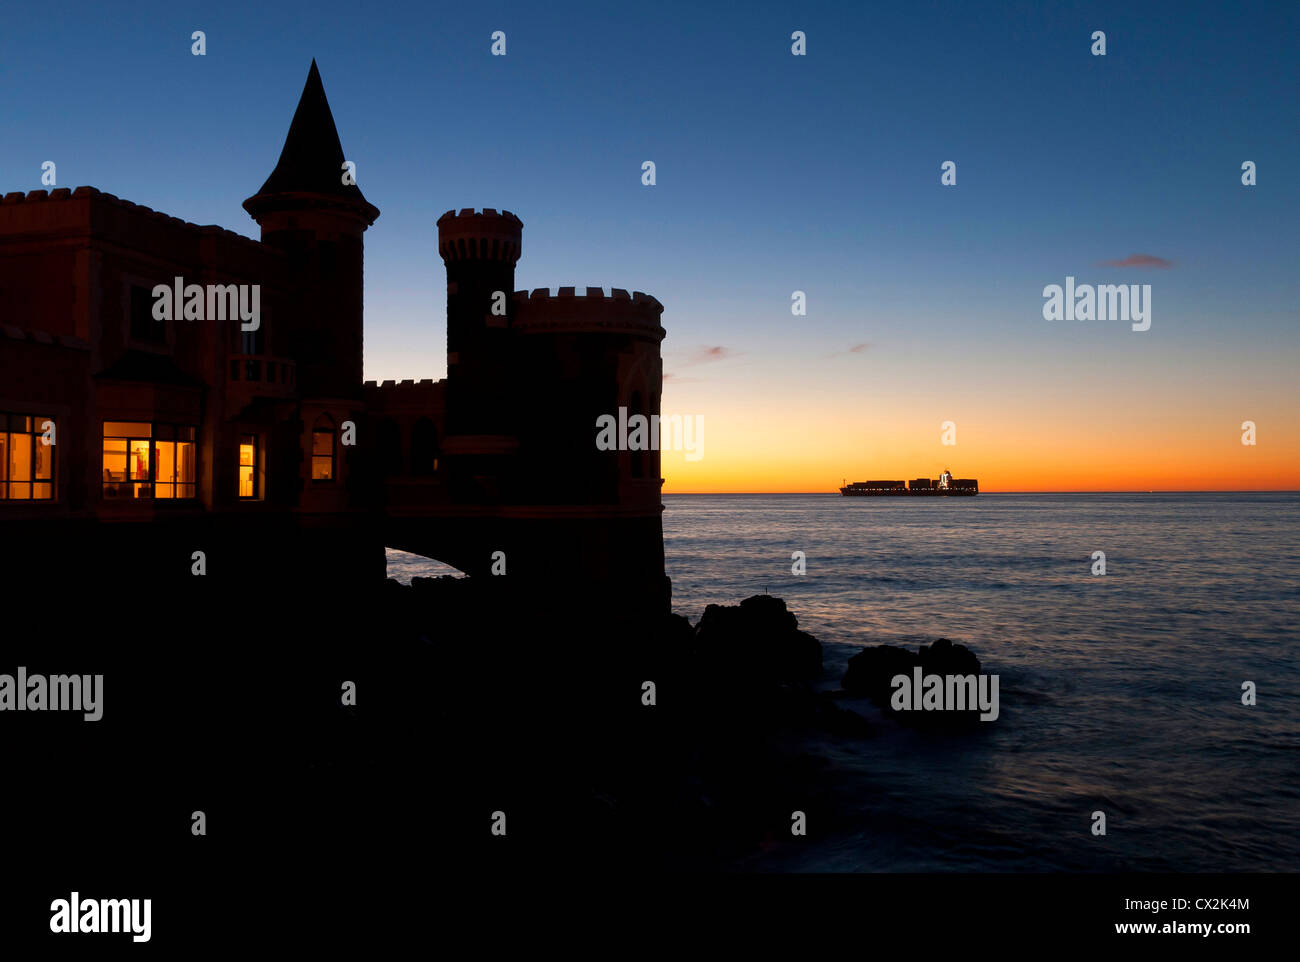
[665,492,1299,871]
[385,492,1299,870]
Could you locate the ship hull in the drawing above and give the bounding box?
[839,488,977,496]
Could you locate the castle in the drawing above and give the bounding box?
[0,61,669,612]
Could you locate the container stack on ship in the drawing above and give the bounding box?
[839,469,978,496]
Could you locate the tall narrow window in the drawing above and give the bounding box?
[628,392,645,479]
[0,414,56,500]
[311,415,335,482]
[34,426,53,499]
[177,427,196,498]
[154,425,197,499]
[238,434,258,498]
[240,325,264,356]
[130,285,165,343]
[235,301,269,356]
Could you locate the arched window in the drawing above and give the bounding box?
[410,418,438,476]
[311,414,336,481]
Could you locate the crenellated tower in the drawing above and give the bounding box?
[436,208,523,502]
[510,287,665,507]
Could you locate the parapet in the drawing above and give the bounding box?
[363,377,446,413]
[364,377,443,389]
[0,186,269,254]
[512,287,665,340]
[436,208,523,264]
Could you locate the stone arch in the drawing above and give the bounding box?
[618,351,661,407]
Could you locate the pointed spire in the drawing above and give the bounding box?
[244,60,378,223]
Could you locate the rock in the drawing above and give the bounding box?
[841,644,917,703]
[920,637,981,676]
[842,638,986,729]
[693,594,822,682]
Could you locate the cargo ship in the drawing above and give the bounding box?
[840,469,978,496]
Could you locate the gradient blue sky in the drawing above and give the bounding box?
[2,0,1296,489]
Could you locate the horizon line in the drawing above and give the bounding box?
[662,489,1300,495]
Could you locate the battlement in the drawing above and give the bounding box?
[437,208,523,264]
[512,287,665,339]
[437,207,523,226]
[0,186,272,255]
[363,378,445,390]
[363,377,446,416]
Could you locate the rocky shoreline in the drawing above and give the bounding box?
[362,577,992,869]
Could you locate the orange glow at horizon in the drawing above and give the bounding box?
[656,401,1299,494]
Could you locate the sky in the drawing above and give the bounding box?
[2,0,1296,491]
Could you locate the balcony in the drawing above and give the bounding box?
[229,354,295,391]
[226,354,296,415]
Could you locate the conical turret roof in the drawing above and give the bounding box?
[244,60,377,221]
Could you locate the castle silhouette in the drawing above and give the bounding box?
[0,61,669,611]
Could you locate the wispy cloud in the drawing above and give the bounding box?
[678,345,737,365]
[1100,253,1174,269]
[818,341,874,360]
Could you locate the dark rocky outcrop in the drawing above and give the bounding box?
[842,637,986,729]
[277,582,986,872]
[360,583,872,867]
[693,594,822,682]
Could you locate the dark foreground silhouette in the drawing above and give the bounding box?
[7,553,995,888]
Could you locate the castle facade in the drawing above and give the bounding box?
[0,62,668,611]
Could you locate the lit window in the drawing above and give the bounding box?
[154,424,197,499]
[102,421,196,500]
[238,434,258,498]
[0,413,55,500]
[312,415,335,481]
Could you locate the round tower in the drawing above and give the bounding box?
[243,60,379,400]
[510,286,665,506]
[504,286,669,611]
[436,208,523,501]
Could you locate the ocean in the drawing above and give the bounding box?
[387,492,1300,871]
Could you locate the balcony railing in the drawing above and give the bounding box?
[228,354,296,390]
